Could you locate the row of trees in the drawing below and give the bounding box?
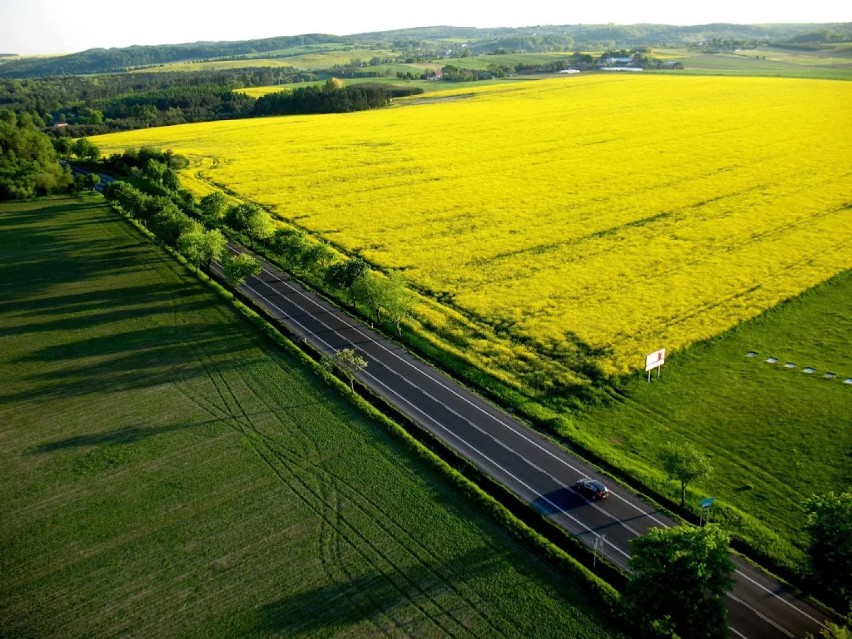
[0,68,317,137]
[253,80,393,116]
[0,34,342,78]
[98,147,417,337]
[202,194,415,335]
[104,180,263,294]
[101,158,415,398]
[439,64,509,82]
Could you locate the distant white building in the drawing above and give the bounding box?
[602,67,643,72]
[603,56,633,65]
[559,69,580,74]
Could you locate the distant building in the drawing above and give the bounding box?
[559,69,580,74]
[603,56,634,65]
[602,67,643,72]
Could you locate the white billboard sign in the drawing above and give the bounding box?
[645,348,666,372]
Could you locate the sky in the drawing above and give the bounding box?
[1,0,850,56]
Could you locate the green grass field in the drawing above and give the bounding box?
[654,46,852,80]
[0,197,624,638]
[438,52,573,70]
[147,48,399,74]
[573,271,852,567]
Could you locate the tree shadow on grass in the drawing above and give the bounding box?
[28,420,204,455]
[0,199,161,302]
[0,241,160,301]
[249,546,503,636]
[0,200,94,227]
[0,283,190,318]
[1,322,254,404]
[0,294,217,338]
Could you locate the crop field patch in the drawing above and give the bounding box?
[93,75,852,387]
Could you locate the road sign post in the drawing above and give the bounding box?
[593,534,606,567]
[645,348,666,382]
[699,497,715,526]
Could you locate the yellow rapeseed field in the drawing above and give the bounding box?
[93,75,852,380]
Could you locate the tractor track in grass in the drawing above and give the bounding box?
[170,312,491,638]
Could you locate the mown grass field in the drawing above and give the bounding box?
[0,197,624,639]
[573,271,852,567]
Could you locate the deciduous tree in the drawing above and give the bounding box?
[225,202,260,237]
[271,227,307,266]
[325,256,367,306]
[200,191,227,222]
[152,204,198,248]
[804,491,852,610]
[299,240,335,272]
[71,137,99,161]
[177,230,207,270]
[222,252,260,295]
[659,441,713,508]
[179,228,227,272]
[355,271,384,323]
[627,524,734,639]
[380,270,415,336]
[246,206,273,250]
[74,171,99,191]
[201,229,227,272]
[321,347,367,392]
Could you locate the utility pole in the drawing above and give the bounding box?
[593,534,606,567]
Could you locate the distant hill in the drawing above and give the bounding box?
[0,34,344,78]
[1,23,849,78]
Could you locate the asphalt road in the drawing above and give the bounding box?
[217,244,831,639]
[65,163,116,192]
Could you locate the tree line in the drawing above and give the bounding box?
[0,72,416,138]
[102,147,416,335]
[253,80,394,116]
[0,68,317,136]
[103,150,852,636]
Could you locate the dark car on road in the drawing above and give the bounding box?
[575,478,610,500]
